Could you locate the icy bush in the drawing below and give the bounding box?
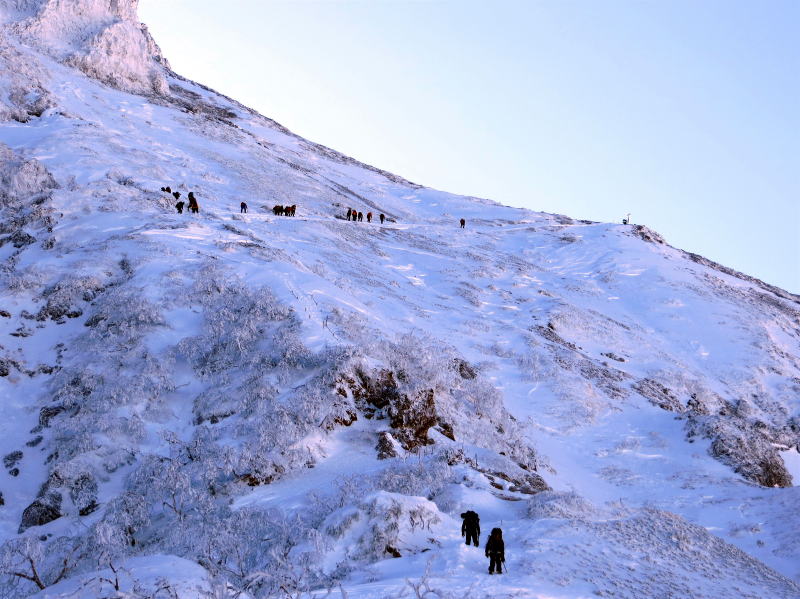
[526,490,600,521]
[321,491,444,564]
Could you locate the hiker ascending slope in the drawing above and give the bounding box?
[175,200,185,214]
[461,510,480,547]
[187,192,199,214]
[366,212,372,223]
[379,213,385,224]
[460,218,466,229]
[240,201,248,214]
[485,528,505,575]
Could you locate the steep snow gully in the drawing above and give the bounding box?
[0,2,798,598]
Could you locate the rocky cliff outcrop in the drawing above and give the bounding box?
[2,0,169,95]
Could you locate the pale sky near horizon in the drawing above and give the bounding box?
[140,0,799,293]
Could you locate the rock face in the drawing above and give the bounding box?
[18,491,62,532]
[2,0,170,95]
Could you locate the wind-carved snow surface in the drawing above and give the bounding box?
[0,1,799,597]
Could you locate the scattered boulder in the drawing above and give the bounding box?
[509,473,550,494]
[631,224,666,244]
[710,434,792,488]
[634,378,683,412]
[26,435,43,447]
[38,404,65,428]
[454,359,477,380]
[5,230,36,248]
[3,450,22,471]
[19,491,62,532]
[376,431,402,460]
[601,351,626,363]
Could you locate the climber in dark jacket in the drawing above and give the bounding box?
[188,192,199,214]
[379,213,385,224]
[460,218,466,229]
[461,510,480,547]
[240,201,248,213]
[485,528,504,574]
[175,200,185,214]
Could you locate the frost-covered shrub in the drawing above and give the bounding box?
[320,492,444,565]
[177,267,299,376]
[0,534,78,597]
[526,490,599,521]
[376,455,451,499]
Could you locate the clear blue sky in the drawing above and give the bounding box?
[140,0,799,292]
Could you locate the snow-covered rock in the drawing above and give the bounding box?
[3,0,169,95]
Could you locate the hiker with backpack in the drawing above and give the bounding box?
[379,213,385,224]
[485,528,505,575]
[460,218,466,229]
[188,192,199,214]
[461,510,480,547]
[175,200,185,214]
[240,202,248,214]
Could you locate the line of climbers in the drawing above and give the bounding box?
[346,208,384,223]
[162,186,200,214]
[273,204,297,217]
[461,510,505,575]
[161,186,470,230]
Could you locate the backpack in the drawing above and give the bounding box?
[461,510,479,526]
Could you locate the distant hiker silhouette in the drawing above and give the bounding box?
[379,213,385,224]
[173,191,181,201]
[461,511,480,547]
[175,201,185,214]
[346,208,352,221]
[357,211,363,222]
[367,212,372,223]
[188,192,199,214]
[240,202,248,214]
[460,218,466,228]
[485,528,504,574]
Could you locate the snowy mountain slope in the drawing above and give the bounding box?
[0,2,799,597]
